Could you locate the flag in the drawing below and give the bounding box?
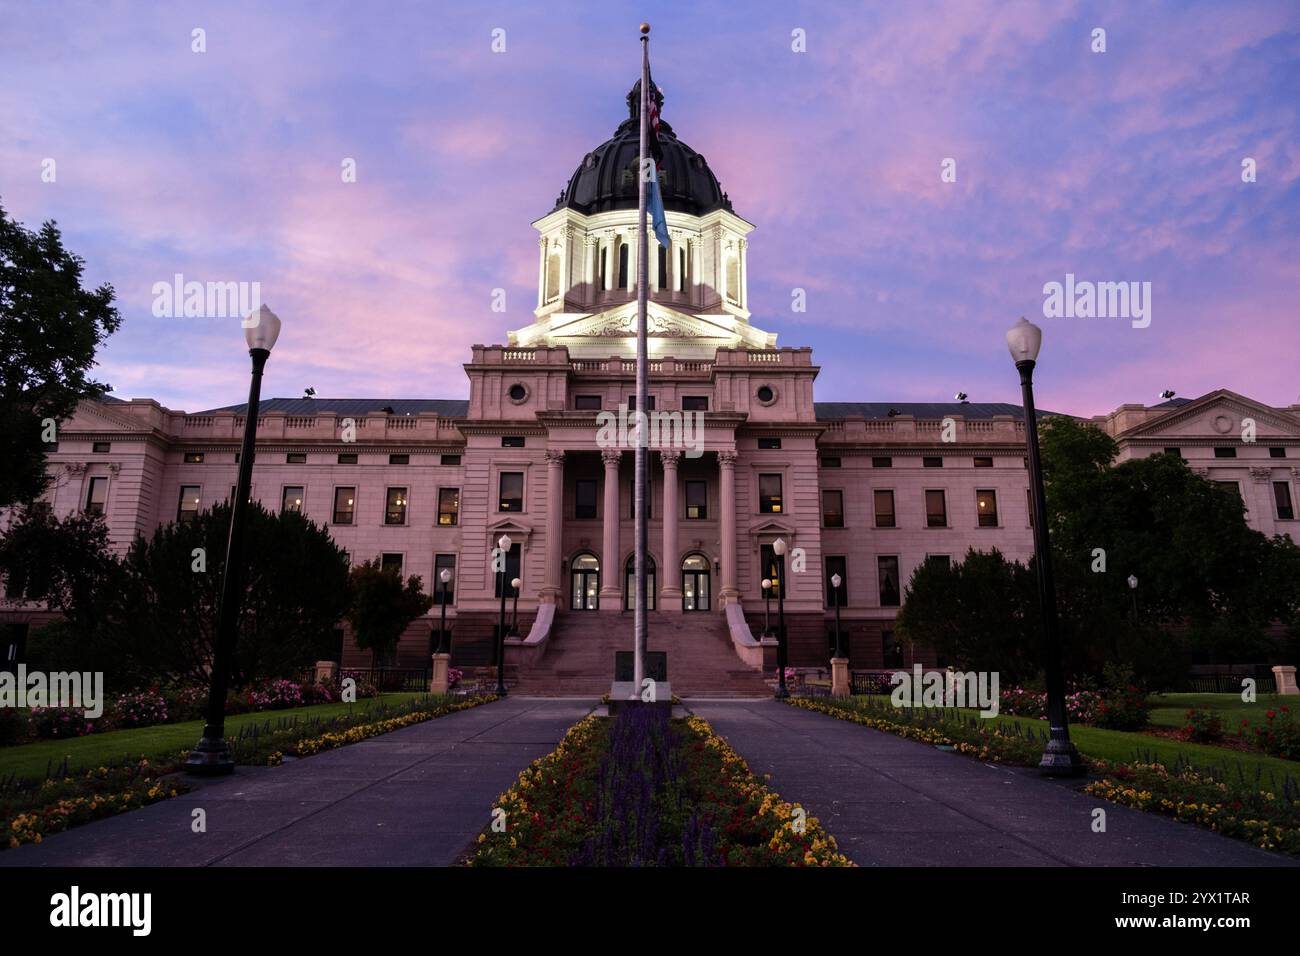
[644,76,670,248]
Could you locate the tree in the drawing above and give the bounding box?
[0,203,121,507]
[346,559,434,668]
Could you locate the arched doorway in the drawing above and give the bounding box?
[681,554,711,612]
[624,554,657,610]
[570,552,600,610]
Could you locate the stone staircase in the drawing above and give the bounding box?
[503,609,772,698]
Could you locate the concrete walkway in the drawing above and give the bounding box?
[1,698,590,867]
[688,699,1296,867]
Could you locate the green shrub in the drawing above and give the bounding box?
[1180,706,1223,743]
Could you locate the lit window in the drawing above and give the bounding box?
[685,480,707,519]
[759,474,783,513]
[976,489,998,527]
[438,487,460,526]
[282,486,304,514]
[176,485,200,523]
[333,487,355,525]
[385,487,408,524]
[499,473,523,512]
[184,451,205,463]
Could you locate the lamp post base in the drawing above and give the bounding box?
[1038,736,1087,777]
[184,737,235,776]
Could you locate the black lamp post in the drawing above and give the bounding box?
[436,567,452,654]
[185,305,281,776]
[831,572,843,659]
[510,576,522,636]
[773,538,789,699]
[1127,574,1139,621]
[761,578,772,637]
[495,533,511,697]
[1007,317,1085,776]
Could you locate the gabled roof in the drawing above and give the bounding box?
[197,398,470,417]
[813,402,1064,421]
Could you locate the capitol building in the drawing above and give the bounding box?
[9,83,1300,693]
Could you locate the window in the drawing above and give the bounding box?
[759,474,783,513]
[756,385,775,404]
[176,485,200,523]
[389,454,410,465]
[437,487,460,526]
[1275,482,1295,520]
[1162,447,1181,459]
[574,395,602,410]
[433,554,456,604]
[877,556,901,607]
[822,490,844,528]
[821,457,841,468]
[502,436,525,448]
[685,480,707,519]
[92,442,110,454]
[758,437,782,450]
[825,556,847,607]
[282,486,304,514]
[925,489,947,527]
[976,489,999,527]
[494,543,522,598]
[873,489,896,528]
[682,396,708,411]
[333,487,355,525]
[441,454,461,466]
[499,472,523,512]
[1213,447,1237,458]
[618,243,629,288]
[973,456,993,468]
[286,453,306,464]
[84,477,107,515]
[626,395,657,410]
[882,629,904,667]
[1216,481,1241,500]
[599,243,608,289]
[1269,447,1286,459]
[872,456,892,468]
[927,554,951,570]
[678,246,687,291]
[575,479,598,519]
[657,243,667,290]
[338,453,358,464]
[760,544,782,598]
[381,553,403,575]
[923,456,943,468]
[508,384,527,402]
[385,487,408,524]
[184,451,205,463]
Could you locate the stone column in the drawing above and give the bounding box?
[718,451,739,603]
[601,448,622,602]
[536,236,547,309]
[660,451,682,607]
[542,450,565,602]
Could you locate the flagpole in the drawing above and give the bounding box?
[633,22,650,697]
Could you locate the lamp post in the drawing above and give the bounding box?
[495,534,511,697]
[510,576,522,636]
[1006,317,1085,776]
[773,538,789,699]
[436,567,452,654]
[761,579,772,637]
[186,305,281,776]
[830,572,843,659]
[1127,574,1139,621]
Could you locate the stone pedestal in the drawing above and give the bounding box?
[831,657,850,697]
[1273,665,1298,696]
[430,653,452,695]
[313,660,338,684]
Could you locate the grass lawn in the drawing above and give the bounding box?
[0,693,427,783]
[1147,692,1289,733]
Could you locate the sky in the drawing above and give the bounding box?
[1,0,1297,417]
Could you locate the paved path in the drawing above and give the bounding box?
[1,698,590,867]
[688,699,1296,867]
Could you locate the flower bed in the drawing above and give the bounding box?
[470,708,852,867]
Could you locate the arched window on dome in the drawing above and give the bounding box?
[618,242,629,290]
[545,249,561,304]
[657,242,667,290]
[598,241,608,291]
[725,252,739,305]
[677,245,687,293]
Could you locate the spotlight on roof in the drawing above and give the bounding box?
[1159,390,1176,400]
[381,405,396,415]
[887,408,900,418]
[303,387,316,399]
[954,392,968,402]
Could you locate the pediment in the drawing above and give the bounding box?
[1120,390,1300,441]
[60,400,149,434]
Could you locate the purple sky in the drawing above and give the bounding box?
[2,0,1297,416]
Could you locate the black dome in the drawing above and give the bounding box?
[552,80,735,217]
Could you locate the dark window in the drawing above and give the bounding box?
[508,383,527,402]
[877,556,901,607]
[92,442,110,454]
[1275,482,1294,520]
[502,436,525,448]
[685,480,707,519]
[1270,447,1286,458]
[759,474,783,513]
[873,489,895,528]
[626,395,656,410]
[499,472,523,512]
[756,385,775,403]
[176,485,200,523]
[494,544,522,598]
[381,553,403,575]
[599,245,607,289]
[385,487,408,524]
[973,456,993,468]
[338,453,358,464]
[433,554,456,605]
[1216,481,1241,499]
[825,556,847,607]
[1162,447,1181,459]
[821,457,841,468]
[574,395,602,410]
[1213,447,1236,458]
[758,437,782,450]
[389,454,410,465]
[83,477,107,515]
[923,456,943,468]
[928,554,951,570]
[682,396,708,411]
[882,629,904,667]
[575,479,598,519]
[333,487,355,525]
[184,451,204,463]
[822,490,844,528]
[760,544,782,598]
[976,489,998,527]
[285,453,305,464]
[657,243,667,290]
[925,489,947,527]
[441,454,461,466]
[618,244,629,288]
[872,456,892,468]
[282,486,304,514]
[438,487,459,526]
